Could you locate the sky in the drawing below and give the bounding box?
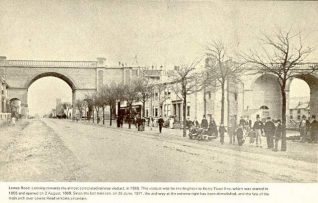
[0,0,317,115]
[28,77,72,116]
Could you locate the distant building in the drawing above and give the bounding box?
[288,101,310,128]
[142,65,243,127]
[0,75,8,113]
[0,76,10,125]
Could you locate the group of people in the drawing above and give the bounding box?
[116,112,318,150]
[236,115,283,151]
[185,114,285,151]
[299,115,318,143]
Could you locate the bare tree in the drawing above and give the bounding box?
[62,102,72,118]
[134,76,154,117]
[156,82,171,117]
[123,81,140,129]
[74,99,85,120]
[242,29,315,151]
[100,83,119,126]
[91,92,103,124]
[206,41,245,125]
[170,58,204,137]
[83,95,94,122]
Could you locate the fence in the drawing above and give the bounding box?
[0,113,11,126]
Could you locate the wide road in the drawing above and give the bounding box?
[0,118,317,182]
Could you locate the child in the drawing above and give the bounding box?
[247,127,256,145]
[219,123,227,144]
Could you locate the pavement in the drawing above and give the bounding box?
[0,118,317,182]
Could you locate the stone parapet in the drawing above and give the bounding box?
[0,60,98,68]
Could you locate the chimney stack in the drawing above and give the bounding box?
[97,57,106,66]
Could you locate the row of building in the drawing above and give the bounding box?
[115,65,243,127]
[116,65,310,128]
[0,76,11,125]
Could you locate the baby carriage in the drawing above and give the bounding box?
[189,126,213,141]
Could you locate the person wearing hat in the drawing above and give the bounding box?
[201,115,208,129]
[273,119,283,151]
[299,115,310,142]
[253,114,264,147]
[158,115,164,134]
[264,117,275,148]
[310,115,318,142]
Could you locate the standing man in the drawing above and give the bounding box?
[264,117,275,149]
[310,115,318,143]
[158,115,164,134]
[273,119,283,152]
[201,115,208,129]
[299,115,310,142]
[236,124,245,146]
[219,123,226,144]
[253,115,264,147]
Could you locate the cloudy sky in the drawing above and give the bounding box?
[0,0,316,115]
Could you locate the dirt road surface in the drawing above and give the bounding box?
[0,118,317,182]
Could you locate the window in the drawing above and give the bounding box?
[297,115,301,120]
[290,115,293,119]
[187,106,190,117]
[297,109,301,114]
[290,109,293,115]
[167,104,171,116]
[146,109,149,117]
[155,108,158,117]
[234,93,238,101]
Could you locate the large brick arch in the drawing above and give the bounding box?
[287,73,318,117]
[244,72,318,121]
[249,74,282,119]
[26,72,77,90]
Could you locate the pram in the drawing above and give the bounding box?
[189,126,217,141]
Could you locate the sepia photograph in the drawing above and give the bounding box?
[0,0,317,187]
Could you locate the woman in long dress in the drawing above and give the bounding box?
[169,117,174,129]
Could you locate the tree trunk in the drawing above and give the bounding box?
[102,106,105,125]
[221,81,225,124]
[182,85,187,137]
[110,105,113,126]
[128,104,132,129]
[203,87,206,115]
[92,109,94,123]
[281,85,287,151]
[142,100,146,117]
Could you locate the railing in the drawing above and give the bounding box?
[0,113,11,121]
[0,60,98,68]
